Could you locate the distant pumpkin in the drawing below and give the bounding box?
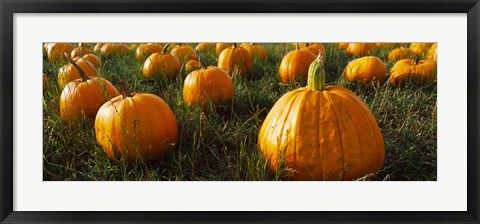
[135,43,164,60]
[343,56,387,84]
[389,57,437,85]
[346,43,375,57]
[387,48,415,62]
[142,44,182,79]
[71,47,92,59]
[216,43,234,56]
[278,43,317,83]
[241,43,268,61]
[426,43,437,61]
[217,43,253,77]
[47,43,74,62]
[184,60,204,74]
[100,43,129,56]
[409,43,434,56]
[302,43,326,58]
[195,43,216,53]
[170,44,198,64]
[58,59,98,88]
[78,54,102,68]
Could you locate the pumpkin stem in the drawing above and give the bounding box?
[162,43,171,54]
[412,55,419,65]
[307,53,327,91]
[295,43,300,50]
[233,43,237,48]
[118,81,132,98]
[63,52,89,82]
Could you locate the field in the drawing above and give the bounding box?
[43,43,437,181]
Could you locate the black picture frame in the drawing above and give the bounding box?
[1,0,479,223]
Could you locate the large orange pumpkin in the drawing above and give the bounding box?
[59,54,119,122]
[95,82,178,161]
[278,43,317,83]
[135,43,164,60]
[387,48,415,62]
[409,43,434,56]
[259,54,385,180]
[389,57,437,85]
[195,43,216,53]
[426,43,437,61]
[58,59,99,88]
[183,66,235,110]
[346,43,375,57]
[170,44,198,64]
[343,56,387,84]
[47,43,74,62]
[142,44,182,79]
[216,43,234,56]
[241,43,268,61]
[217,43,253,76]
[100,43,129,56]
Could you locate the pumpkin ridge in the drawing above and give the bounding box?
[317,91,326,180]
[292,90,311,178]
[276,90,302,168]
[323,90,346,180]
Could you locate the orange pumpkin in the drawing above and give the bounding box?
[170,44,198,64]
[142,44,182,79]
[58,59,98,88]
[409,43,434,56]
[217,43,253,76]
[71,47,92,59]
[259,54,385,180]
[241,43,268,62]
[78,54,102,68]
[93,43,105,53]
[135,43,164,60]
[195,43,216,53]
[389,57,437,85]
[78,43,94,48]
[343,56,387,84]
[59,54,119,122]
[426,43,437,61]
[216,43,234,56]
[184,60,204,74]
[47,43,74,62]
[278,43,317,83]
[183,66,235,110]
[100,43,129,56]
[346,43,375,57]
[95,82,178,161]
[338,43,349,50]
[387,48,415,62]
[302,43,326,58]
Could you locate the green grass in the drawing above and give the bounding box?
[43,43,436,181]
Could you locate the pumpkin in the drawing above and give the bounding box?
[216,43,234,56]
[47,43,74,62]
[100,43,129,56]
[338,43,349,50]
[184,60,204,74]
[59,54,119,122]
[129,43,139,51]
[389,57,437,85]
[343,56,387,84]
[387,48,415,62]
[58,59,98,88]
[426,43,437,61]
[78,54,102,68]
[278,43,317,83]
[302,43,326,58]
[135,43,164,60]
[170,44,198,64]
[258,54,385,180]
[78,43,94,48]
[71,47,92,59]
[241,43,268,61]
[346,43,375,57]
[93,43,105,53]
[195,43,216,53]
[409,43,434,56]
[217,43,253,76]
[183,66,235,110]
[142,44,182,79]
[95,82,178,161]
[43,73,48,89]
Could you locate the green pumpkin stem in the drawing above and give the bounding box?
[118,81,132,98]
[162,43,171,54]
[307,53,327,91]
[63,52,89,82]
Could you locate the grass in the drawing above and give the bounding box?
[43,43,437,181]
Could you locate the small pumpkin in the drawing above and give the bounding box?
[93,43,105,53]
[195,43,216,53]
[100,43,129,56]
[135,43,164,60]
[387,48,415,62]
[426,43,437,61]
[389,57,437,85]
[302,43,326,58]
[183,66,235,110]
[259,54,385,180]
[338,43,350,50]
[409,43,434,56]
[142,44,182,79]
[95,82,178,161]
[216,43,234,56]
[241,43,268,62]
[58,59,98,88]
[217,43,253,77]
[343,56,387,84]
[47,43,74,62]
[78,43,94,48]
[346,43,375,57]
[78,54,102,68]
[184,60,204,74]
[170,44,198,64]
[59,54,119,122]
[71,47,92,59]
[278,43,317,83]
